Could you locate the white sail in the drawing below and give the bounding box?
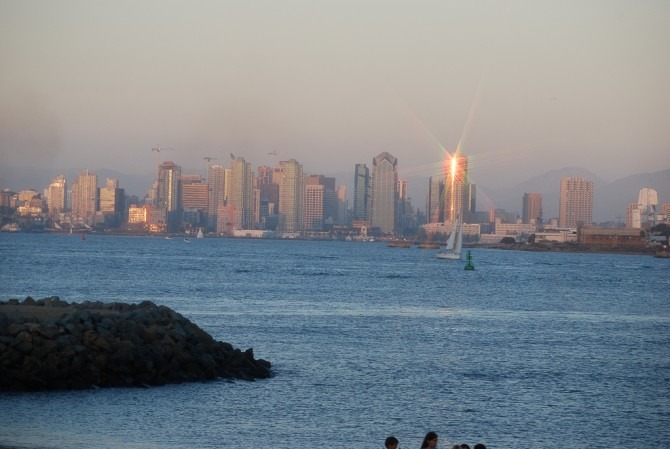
[435,219,462,260]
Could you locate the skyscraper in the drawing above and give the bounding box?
[370,152,398,234]
[353,164,369,223]
[336,185,347,225]
[304,183,325,231]
[559,176,593,228]
[157,161,181,232]
[443,153,468,222]
[522,192,542,224]
[207,165,226,231]
[47,175,67,216]
[98,178,125,228]
[427,176,443,223]
[278,159,304,232]
[71,170,98,224]
[228,157,254,230]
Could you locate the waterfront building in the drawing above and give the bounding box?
[71,170,98,225]
[522,192,542,224]
[156,161,182,232]
[98,178,125,228]
[353,164,370,223]
[444,152,468,222]
[304,183,325,231]
[206,165,225,232]
[278,159,304,233]
[127,204,147,226]
[47,175,67,216]
[181,175,208,227]
[228,157,255,230]
[306,175,337,229]
[559,176,593,228]
[427,176,443,224]
[494,218,537,236]
[579,227,646,247]
[369,152,398,234]
[256,166,279,228]
[465,183,477,222]
[336,185,347,225]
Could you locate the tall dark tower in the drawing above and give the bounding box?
[353,164,370,223]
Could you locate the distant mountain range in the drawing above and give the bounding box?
[1,165,668,224]
[480,167,670,223]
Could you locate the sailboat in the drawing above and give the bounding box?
[196,228,204,238]
[435,218,463,260]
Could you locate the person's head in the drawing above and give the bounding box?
[385,436,399,449]
[421,432,438,449]
[460,445,470,449]
[473,444,486,449]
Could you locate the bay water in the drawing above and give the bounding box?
[0,233,668,448]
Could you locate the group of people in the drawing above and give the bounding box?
[384,432,486,449]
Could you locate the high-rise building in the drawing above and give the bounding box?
[71,170,98,224]
[522,193,542,224]
[181,175,208,211]
[638,187,659,227]
[465,183,476,222]
[157,161,182,232]
[559,176,593,228]
[278,159,304,232]
[336,185,347,225]
[47,175,67,216]
[370,152,398,234]
[304,183,325,231]
[228,157,255,230]
[98,178,125,227]
[427,176,443,223]
[353,164,370,222]
[306,175,337,228]
[207,165,226,231]
[443,153,468,222]
[181,175,208,227]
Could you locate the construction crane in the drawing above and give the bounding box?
[203,156,218,169]
[151,145,174,169]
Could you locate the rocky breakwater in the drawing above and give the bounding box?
[0,297,273,391]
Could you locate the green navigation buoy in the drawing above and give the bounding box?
[464,250,475,270]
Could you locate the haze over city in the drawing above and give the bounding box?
[1,1,669,201]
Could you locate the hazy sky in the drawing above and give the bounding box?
[1,0,669,194]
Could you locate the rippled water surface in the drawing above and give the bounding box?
[1,233,669,448]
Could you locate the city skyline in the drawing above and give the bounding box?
[1,1,668,199]
[5,156,669,225]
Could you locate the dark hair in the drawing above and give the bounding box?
[461,445,470,449]
[385,436,399,448]
[421,432,438,448]
[473,444,486,449]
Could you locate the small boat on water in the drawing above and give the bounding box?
[388,241,411,248]
[418,242,440,249]
[436,218,463,260]
[184,237,191,243]
[196,229,204,238]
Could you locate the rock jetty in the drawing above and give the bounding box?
[0,297,273,391]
